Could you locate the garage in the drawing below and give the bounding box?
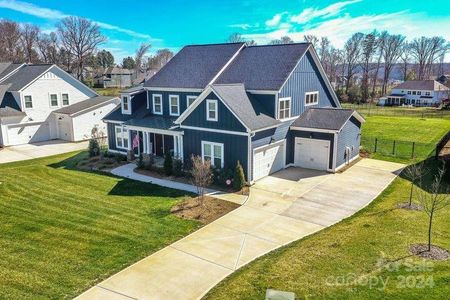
[7,122,50,145]
[253,140,285,181]
[294,137,330,170]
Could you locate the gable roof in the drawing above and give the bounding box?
[291,108,364,131]
[0,64,52,91]
[214,43,310,90]
[105,66,133,75]
[53,96,119,116]
[394,80,450,91]
[144,43,245,89]
[0,62,24,81]
[0,84,25,118]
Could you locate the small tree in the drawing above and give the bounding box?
[164,151,173,176]
[417,164,450,251]
[191,155,213,201]
[233,160,246,191]
[88,138,100,157]
[91,126,107,158]
[403,162,427,207]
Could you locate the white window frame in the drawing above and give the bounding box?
[122,95,130,113]
[201,141,224,168]
[49,93,58,107]
[206,99,218,121]
[278,97,291,120]
[152,94,163,115]
[115,125,129,150]
[169,94,180,116]
[186,95,197,108]
[62,93,70,106]
[24,95,33,109]
[305,91,319,106]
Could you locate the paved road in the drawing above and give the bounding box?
[76,158,404,300]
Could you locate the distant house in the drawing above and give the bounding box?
[379,80,450,107]
[96,67,133,88]
[0,62,119,146]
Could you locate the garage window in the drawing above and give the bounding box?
[62,94,69,106]
[50,94,58,107]
[201,141,224,168]
[305,92,319,106]
[24,95,33,109]
[278,97,291,119]
[115,126,129,149]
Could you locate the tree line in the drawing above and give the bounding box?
[227,32,449,102]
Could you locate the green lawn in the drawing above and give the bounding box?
[205,162,450,299]
[93,87,121,96]
[341,103,450,119]
[0,152,199,299]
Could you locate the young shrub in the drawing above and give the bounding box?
[191,155,213,200]
[173,159,183,176]
[164,151,173,175]
[88,138,100,157]
[233,160,246,191]
[137,153,144,169]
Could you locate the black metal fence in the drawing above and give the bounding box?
[342,104,450,119]
[361,136,435,160]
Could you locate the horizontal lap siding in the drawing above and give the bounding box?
[147,90,201,116]
[336,117,361,167]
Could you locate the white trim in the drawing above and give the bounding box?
[209,43,246,85]
[290,126,337,134]
[126,125,184,136]
[0,63,25,83]
[206,99,218,121]
[70,97,119,117]
[337,111,365,131]
[201,140,224,168]
[304,91,319,106]
[103,119,124,124]
[251,139,286,182]
[115,125,129,150]
[49,93,59,107]
[252,139,286,152]
[121,95,131,114]
[152,94,163,115]
[294,137,331,172]
[247,134,252,183]
[278,97,291,120]
[18,65,53,92]
[23,95,33,109]
[145,87,203,92]
[106,148,127,154]
[246,89,278,95]
[333,132,338,171]
[251,124,280,133]
[186,95,197,108]
[335,154,360,172]
[180,125,248,136]
[61,93,70,106]
[169,94,180,116]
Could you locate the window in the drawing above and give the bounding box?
[24,95,33,109]
[278,97,291,119]
[425,91,431,96]
[115,126,129,149]
[417,91,421,95]
[122,96,130,113]
[407,91,411,95]
[206,99,218,121]
[187,95,196,107]
[152,94,162,115]
[62,94,69,106]
[305,92,319,106]
[169,95,180,116]
[202,141,224,168]
[412,91,416,95]
[50,94,58,107]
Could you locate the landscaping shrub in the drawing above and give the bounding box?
[144,154,155,170]
[233,160,246,190]
[173,159,183,176]
[88,138,100,157]
[114,153,127,163]
[137,154,144,169]
[164,152,173,175]
[213,167,233,187]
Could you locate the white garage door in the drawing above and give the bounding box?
[7,122,50,145]
[294,137,330,171]
[58,116,73,141]
[253,141,285,181]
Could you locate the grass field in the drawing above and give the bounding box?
[205,161,450,299]
[342,103,450,119]
[0,152,199,299]
[93,87,121,96]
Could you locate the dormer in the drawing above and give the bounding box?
[121,93,131,115]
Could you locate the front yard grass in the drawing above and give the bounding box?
[205,161,450,299]
[0,152,200,299]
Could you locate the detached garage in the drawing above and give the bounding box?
[288,108,365,172]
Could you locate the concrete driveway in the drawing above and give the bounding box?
[76,158,404,300]
[0,140,88,164]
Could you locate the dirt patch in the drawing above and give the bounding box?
[171,196,240,224]
[396,202,423,211]
[77,156,125,172]
[409,244,450,260]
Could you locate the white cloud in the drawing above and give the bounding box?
[0,0,156,40]
[265,13,283,27]
[290,0,362,24]
[228,23,259,30]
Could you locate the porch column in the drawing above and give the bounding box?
[143,132,148,154]
[179,135,184,162]
[173,136,179,158]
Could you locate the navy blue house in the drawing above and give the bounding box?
[103,42,364,183]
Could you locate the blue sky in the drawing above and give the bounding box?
[1,0,449,62]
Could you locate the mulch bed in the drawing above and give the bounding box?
[396,202,423,211]
[171,196,240,224]
[409,244,450,260]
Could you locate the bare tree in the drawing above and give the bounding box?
[400,42,411,81]
[343,32,364,93]
[303,35,319,48]
[327,47,343,87]
[269,36,294,45]
[319,37,331,74]
[37,32,59,64]
[371,31,388,99]
[410,36,448,80]
[360,31,378,102]
[402,163,427,207]
[21,24,40,63]
[226,32,245,43]
[0,20,23,62]
[381,33,405,94]
[148,49,173,71]
[417,164,449,251]
[134,43,151,71]
[57,16,106,80]
[190,155,213,201]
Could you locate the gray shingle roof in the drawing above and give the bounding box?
[211,84,280,131]
[125,115,178,130]
[215,43,310,90]
[0,85,25,117]
[144,43,244,89]
[53,96,119,115]
[122,84,145,94]
[0,64,52,91]
[291,108,361,131]
[0,63,24,81]
[394,80,449,91]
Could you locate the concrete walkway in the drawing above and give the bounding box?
[76,158,404,300]
[0,140,88,164]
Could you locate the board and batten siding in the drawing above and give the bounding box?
[279,51,338,118]
[336,116,361,168]
[147,90,201,116]
[107,122,123,152]
[249,93,277,118]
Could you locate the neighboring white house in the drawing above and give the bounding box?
[0,62,120,147]
[379,80,449,107]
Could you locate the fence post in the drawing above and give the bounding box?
[392,140,396,155]
[411,142,415,159]
[374,138,378,153]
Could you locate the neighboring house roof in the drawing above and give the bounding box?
[53,96,119,116]
[0,84,25,118]
[0,62,24,81]
[215,43,310,90]
[291,108,364,131]
[0,64,52,91]
[394,80,450,91]
[144,43,245,89]
[211,84,280,131]
[122,84,145,94]
[105,66,133,75]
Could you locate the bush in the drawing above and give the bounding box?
[114,153,127,163]
[213,167,233,187]
[88,139,100,157]
[173,159,183,176]
[137,154,144,169]
[144,154,155,170]
[233,160,246,190]
[164,152,173,175]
